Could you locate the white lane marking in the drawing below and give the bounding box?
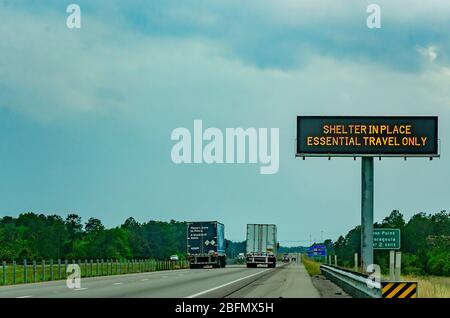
[113,282,123,285]
[74,288,88,291]
[186,269,271,298]
[141,279,149,281]
[16,295,32,298]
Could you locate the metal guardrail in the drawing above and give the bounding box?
[320,264,381,298]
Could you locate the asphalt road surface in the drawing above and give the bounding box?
[0,263,320,298]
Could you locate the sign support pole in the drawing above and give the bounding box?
[361,157,374,273]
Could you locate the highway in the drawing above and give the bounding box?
[0,263,320,298]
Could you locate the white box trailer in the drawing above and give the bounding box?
[246,224,278,268]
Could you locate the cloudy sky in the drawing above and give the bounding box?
[0,0,449,245]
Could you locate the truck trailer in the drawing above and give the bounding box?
[187,221,226,268]
[246,224,278,268]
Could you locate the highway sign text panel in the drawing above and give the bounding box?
[296,116,438,156]
[307,244,327,257]
[374,228,401,249]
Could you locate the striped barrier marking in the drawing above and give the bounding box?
[382,282,417,298]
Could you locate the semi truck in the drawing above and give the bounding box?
[246,224,278,268]
[187,221,227,268]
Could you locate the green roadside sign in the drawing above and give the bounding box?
[374,228,400,250]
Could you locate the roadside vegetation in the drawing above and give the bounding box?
[327,210,450,277]
[401,275,450,298]
[0,213,188,261]
[301,255,321,276]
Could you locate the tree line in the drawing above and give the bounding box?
[324,210,450,276]
[0,213,187,261]
[0,212,250,262]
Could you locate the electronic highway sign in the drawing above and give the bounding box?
[296,116,438,157]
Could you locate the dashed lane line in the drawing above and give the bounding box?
[186,269,272,298]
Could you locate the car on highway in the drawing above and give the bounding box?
[170,255,179,261]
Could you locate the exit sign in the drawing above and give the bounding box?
[374,228,401,250]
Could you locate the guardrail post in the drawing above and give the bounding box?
[96,259,99,276]
[24,259,27,284]
[84,259,88,277]
[42,260,45,281]
[33,260,36,283]
[50,259,54,281]
[2,261,6,285]
[101,259,104,276]
[334,255,337,267]
[65,259,68,278]
[13,260,16,285]
[354,253,358,272]
[58,259,61,280]
[90,259,93,277]
[389,250,395,280]
[395,252,401,281]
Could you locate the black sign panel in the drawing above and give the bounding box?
[296,116,438,157]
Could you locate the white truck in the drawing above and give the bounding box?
[246,224,278,268]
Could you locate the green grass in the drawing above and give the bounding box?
[0,260,188,286]
[301,255,322,276]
